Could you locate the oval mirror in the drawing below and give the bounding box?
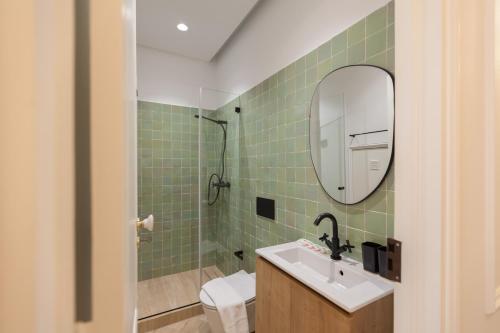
[309,65,394,204]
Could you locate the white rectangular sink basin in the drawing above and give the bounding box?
[274,247,368,289]
[256,241,393,313]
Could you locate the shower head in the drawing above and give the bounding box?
[194,114,227,125]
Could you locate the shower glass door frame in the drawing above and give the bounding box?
[199,87,243,285]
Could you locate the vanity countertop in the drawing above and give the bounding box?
[256,241,394,313]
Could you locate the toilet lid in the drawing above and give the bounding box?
[200,270,256,307]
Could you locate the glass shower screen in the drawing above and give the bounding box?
[199,88,242,286]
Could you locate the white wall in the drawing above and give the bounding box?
[213,0,390,95]
[137,45,215,108]
[137,0,390,108]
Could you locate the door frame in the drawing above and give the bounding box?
[77,0,138,332]
[0,1,75,332]
[394,0,444,331]
[395,0,500,332]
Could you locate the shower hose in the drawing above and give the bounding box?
[207,120,227,206]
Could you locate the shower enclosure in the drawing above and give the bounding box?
[136,88,245,320]
[200,88,243,284]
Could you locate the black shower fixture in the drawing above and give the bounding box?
[194,113,229,206]
[235,106,241,113]
[194,114,227,125]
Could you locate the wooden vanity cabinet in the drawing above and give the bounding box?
[256,257,393,333]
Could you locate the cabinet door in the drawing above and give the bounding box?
[290,277,351,333]
[256,257,393,333]
[256,257,292,332]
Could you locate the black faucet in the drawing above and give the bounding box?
[313,212,355,260]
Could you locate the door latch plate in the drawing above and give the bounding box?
[386,238,402,282]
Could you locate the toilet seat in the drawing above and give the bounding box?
[200,271,256,310]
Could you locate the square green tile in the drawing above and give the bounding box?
[306,67,318,86]
[348,19,366,46]
[332,50,347,70]
[387,191,394,215]
[318,59,333,80]
[332,31,348,55]
[366,51,387,68]
[295,56,306,74]
[387,47,395,74]
[347,41,365,64]
[365,211,386,235]
[364,232,386,245]
[346,207,364,230]
[318,40,332,62]
[305,49,318,68]
[365,189,387,213]
[366,6,387,34]
[366,29,387,58]
[346,227,364,261]
[387,214,394,238]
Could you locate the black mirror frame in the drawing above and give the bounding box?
[308,64,395,205]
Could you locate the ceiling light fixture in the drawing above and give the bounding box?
[177,23,188,32]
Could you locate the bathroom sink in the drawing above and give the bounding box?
[256,241,393,313]
[274,246,368,289]
[274,247,331,280]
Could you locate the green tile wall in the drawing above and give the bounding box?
[212,1,395,274]
[137,101,206,280]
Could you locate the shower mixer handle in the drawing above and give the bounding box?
[212,181,230,188]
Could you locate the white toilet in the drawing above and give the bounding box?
[199,271,256,333]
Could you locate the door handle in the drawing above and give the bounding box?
[136,214,154,231]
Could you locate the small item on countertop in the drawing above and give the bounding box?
[361,242,382,273]
[298,238,330,255]
[377,246,388,277]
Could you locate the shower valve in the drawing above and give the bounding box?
[212,181,230,188]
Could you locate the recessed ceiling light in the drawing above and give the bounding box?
[177,23,188,32]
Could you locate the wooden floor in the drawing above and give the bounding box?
[138,266,224,319]
[151,315,210,333]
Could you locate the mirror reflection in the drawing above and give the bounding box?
[309,65,394,204]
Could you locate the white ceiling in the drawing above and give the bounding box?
[137,0,258,62]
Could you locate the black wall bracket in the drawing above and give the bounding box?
[234,250,244,260]
[386,238,402,282]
